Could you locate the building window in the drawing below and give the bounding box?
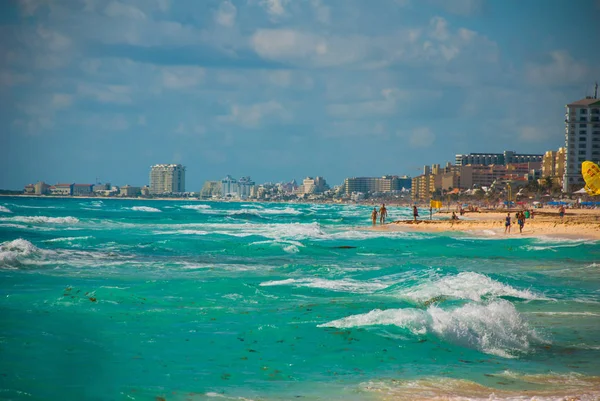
[580,130,587,135]
[579,151,587,155]
[581,109,588,114]
[579,144,587,148]
[580,124,587,128]
[592,109,600,114]
[580,136,587,141]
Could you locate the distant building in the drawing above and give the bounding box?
[455,151,543,167]
[237,176,255,199]
[24,184,35,194]
[542,148,566,187]
[119,185,141,197]
[50,183,73,196]
[150,164,186,194]
[93,183,111,193]
[298,176,328,194]
[342,175,411,195]
[73,184,93,196]
[34,181,50,195]
[563,95,600,192]
[140,186,150,197]
[221,175,238,197]
[200,181,222,199]
[411,174,435,201]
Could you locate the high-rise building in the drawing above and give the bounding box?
[221,175,238,197]
[455,151,543,166]
[342,175,411,195]
[542,148,566,188]
[237,176,256,199]
[299,177,328,194]
[563,96,600,192]
[149,164,186,194]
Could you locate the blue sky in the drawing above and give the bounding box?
[1,0,599,190]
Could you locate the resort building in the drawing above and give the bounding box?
[411,174,435,201]
[149,164,186,194]
[238,176,256,199]
[24,184,35,194]
[73,184,93,196]
[563,94,600,192]
[221,175,238,197]
[200,181,222,199]
[342,175,411,195]
[298,177,328,194]
[542,148,566,187]
[455,151,543,166]
[34,181,50,195]
[119,185,141,197]
[50,183,73,196]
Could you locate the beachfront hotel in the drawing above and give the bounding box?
[342,175,411,195]
[455,151,543,166]
[149,164,186,194]
[563,94,600,192]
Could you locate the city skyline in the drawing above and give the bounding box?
[2,0,600,190]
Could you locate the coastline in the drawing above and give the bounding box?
[371,208,600,240]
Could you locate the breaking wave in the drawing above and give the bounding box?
[181,204,211,210]
[318,300,543,358]
[131,206,162,212]
[260,278,389,293]
[0,215,79,224]
[0,205,12,213]
[0,239,52,268]
[399,272,545,303]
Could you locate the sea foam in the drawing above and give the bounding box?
[399,272,544,303]
[318,300,542,358]
[0,215,79,224]
[260,278,389,293]
[131,206,161,212]
[0,205,12,213]
[0,239,51,268]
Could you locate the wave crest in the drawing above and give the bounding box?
[0,239,50,268]
[399,272,544,303]
[0,205,12,213]
[318,300,542,358]
[0,216,79,224]
[131,206,161,212]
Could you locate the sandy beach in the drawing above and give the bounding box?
[374,208,600,240]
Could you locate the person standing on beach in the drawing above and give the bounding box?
[504,213,511,234]
[413,205,419,222]
[379,204,388,225]
[371,207,378,225]
[559,205,565,221]
[517,211,525,233]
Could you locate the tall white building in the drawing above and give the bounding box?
[149,164,186,194]
[563,96,600,192]
[221,175,238,197]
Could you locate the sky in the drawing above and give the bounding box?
[1,0,600,190]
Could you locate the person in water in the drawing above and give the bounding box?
[451,211,458,220]
[413,205,419,222]
[371,207,378,225]
[379,204,388,224]
[504,212,511,234]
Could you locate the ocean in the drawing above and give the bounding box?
[1,197,599,400]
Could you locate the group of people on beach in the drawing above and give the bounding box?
[371,204,419,225]
[504,211,530,234]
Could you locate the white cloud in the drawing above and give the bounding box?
[525,50,590,86]
[260,0,289,18]
[104,1,146,19]
[51,94,73,109]
[220,101,288,128]
[428,0,482,16]
[0,71,31,86]
[78,83,132,104]
[162,66,205,89]
[311,0,330,24]
[400,127,436,148]
[215,1,237,27]
[519,126,545,142]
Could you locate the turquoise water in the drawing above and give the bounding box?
[1,197,599,400]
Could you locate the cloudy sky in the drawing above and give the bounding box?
[1,0,599,190]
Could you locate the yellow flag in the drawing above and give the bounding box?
[430,200,442,209]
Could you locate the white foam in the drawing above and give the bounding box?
[131,206,161,213]
[0,239,53,268]
[400,272,545,303]
[0,216,79,224]
[181,204,211,210]
[260,278,389,293]
[0,206,12,213]
[155,222,324,241]
[43,236,93,243]
[319,300,542,358]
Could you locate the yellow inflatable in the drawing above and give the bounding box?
[582,161,600,195]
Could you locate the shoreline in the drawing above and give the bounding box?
[371,208,600,240]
